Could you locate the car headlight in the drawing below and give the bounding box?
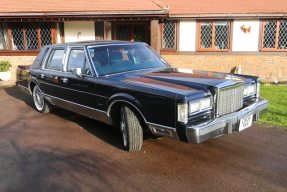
[189,102,200,114]
[189,97,212,114]
[178,103,188,124]
[244,84,256,97]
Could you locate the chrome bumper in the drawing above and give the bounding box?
[186,99,268,144]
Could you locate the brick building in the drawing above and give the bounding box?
[0,0,286,82]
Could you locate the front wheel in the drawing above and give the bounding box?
[120,105,143,152]
[32,85,52,113]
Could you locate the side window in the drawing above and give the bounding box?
[67,49,91,75]
[45,49,65,71]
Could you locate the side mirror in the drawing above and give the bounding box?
[72,68,82,78]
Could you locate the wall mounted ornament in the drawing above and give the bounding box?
[240,25,251,33]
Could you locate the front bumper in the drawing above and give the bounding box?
[186,99,268,143]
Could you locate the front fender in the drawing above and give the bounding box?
[106,93,148,122]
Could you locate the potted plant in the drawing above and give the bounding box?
[0,61,12,81]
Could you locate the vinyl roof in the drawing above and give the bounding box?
[48,40,146,47]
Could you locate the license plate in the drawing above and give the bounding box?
[239,114,253,131]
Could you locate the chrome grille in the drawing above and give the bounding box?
[217,84,244,116]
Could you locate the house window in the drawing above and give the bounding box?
[162,21,177,49]
[10,23,55,51]
[262,20,287,51]
[0,22,56,51]
[198,21,231,51]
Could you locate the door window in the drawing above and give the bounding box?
[67,49,91,75]
[45,49,65,71]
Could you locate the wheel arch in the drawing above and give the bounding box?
[106,93,149,129]
[29,78,41,93]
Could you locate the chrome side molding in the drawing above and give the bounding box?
[43,94,113,125]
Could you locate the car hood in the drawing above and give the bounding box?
[105,67,253,97]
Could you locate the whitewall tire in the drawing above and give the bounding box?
[32,85,51,113]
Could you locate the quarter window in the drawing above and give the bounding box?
[198,21,231,51]
[262,20,287,51]
[45,49,65,71]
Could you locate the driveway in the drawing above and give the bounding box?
[0,87,286,192]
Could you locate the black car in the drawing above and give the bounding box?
[17,41,268,151]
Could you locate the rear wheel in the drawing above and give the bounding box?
[32,85,52,113]
[120,105,143,151]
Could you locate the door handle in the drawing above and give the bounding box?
[40,74,45,79]
[61,77,68,83]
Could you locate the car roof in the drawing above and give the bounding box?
[47,40,146,47]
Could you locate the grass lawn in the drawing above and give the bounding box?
[259,84,287,129]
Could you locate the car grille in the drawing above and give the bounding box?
[216,84,244,116]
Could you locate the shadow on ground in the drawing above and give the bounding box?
[0,141,136,192]
[4,86,155,151]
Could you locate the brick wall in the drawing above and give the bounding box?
[0,56,36,81]
[161,54,287,83]
[1,54,286,83]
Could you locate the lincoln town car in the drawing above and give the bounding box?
[16,41,268,151]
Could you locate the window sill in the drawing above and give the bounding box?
[197,49,230,52]
[260,49,287,52]
[0,50,39,56]
[160,49,177,54]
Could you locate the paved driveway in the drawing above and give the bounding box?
[0,87,286,192]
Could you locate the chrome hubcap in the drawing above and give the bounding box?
[120,108,128,147]
[33,86,44,110]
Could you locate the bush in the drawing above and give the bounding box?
[0,61,12,72]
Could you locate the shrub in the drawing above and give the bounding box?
[0,61,12,72]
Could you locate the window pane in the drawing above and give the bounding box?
[26,25,39,50]
[45,49,64,71]
[263,21,277,48]
[89,44,166,75]
[67,49,91,75]
[0,24,8,50]
[214,21,229,50]
[162,21,175,49]
[278,20,287,50]
[134,25,146,42]
[200,22,212,48]
[95,21,104,40]
[40,24,52,47]
[12,25,25,50]
[10,23,54,50]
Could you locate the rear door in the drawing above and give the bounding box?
[38,46,66,98]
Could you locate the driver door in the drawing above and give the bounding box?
[59,47,106,111]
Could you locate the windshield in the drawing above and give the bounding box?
[88,43,169,75]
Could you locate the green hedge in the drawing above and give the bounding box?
[0,61,12,72]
